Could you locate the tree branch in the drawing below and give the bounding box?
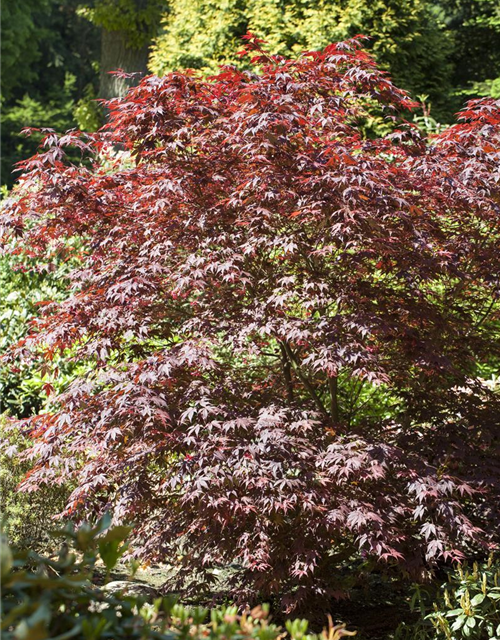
[281,341,328,416]
[279,343,295,403]
[328,375,339,422]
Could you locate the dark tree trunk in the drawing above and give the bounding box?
[99,29,150,100]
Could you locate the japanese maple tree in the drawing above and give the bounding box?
[2,36,500,610]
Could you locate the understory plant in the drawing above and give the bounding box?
[396,556,500,639]
[0,415,70,550]
[0,229,79,417]
[1,514,354,640]
[427,557,500,639]
[2,36,500,611]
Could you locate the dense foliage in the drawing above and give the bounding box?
[150,0,500,122]
[2,0,500,188]
[0,230,80,416]
[0,0,100,188]
[150,0,453,119]
[424,559,500,639]
[3,39,500,611]
[79,0,165,49]
[1,0,53,101]
[442,0,500,100]
[1,515,354,640]
[396,556,500,639]
[0,416,70,549]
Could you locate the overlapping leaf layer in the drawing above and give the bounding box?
[2,37,500,610]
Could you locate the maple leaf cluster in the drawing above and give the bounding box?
[2,36,500,610]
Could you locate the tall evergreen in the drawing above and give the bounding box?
[150,0,454,119]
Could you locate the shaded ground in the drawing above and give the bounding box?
[99,563,417,639]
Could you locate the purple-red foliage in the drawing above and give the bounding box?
[2,36,500,610]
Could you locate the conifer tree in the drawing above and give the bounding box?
[150,0,454,119]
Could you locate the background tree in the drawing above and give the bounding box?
[1,0,53,101]
[149,0,454,119]
[0,0,100,188]
[150,0,500,123]
[439,0,500,101]
[0,0,165,189]
[79,0,166,99]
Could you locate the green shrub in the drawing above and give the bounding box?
[74,84,104,132]
[396,557,500,639]
[0,416,70,550]
[1,514,355,640]
[0,226,79,418]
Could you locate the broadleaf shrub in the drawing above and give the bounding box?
[0,415,70,550]
[0,249,48,416]
[0,228,80,417]
[1,515,354,640]
[2,36,500,610]
[396,556,500,639]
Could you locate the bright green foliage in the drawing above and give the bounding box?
[427,558,500,639]
[396,557,500,639]
[471,77,500,100]
[150,0,247,72]
[78,0,167,49]
[1,514,355,640]
[0,416,70,550]
[74,84,104,132]
[0,227,79,417]
[150,0,453,119]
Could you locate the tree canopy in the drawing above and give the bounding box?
[2,0,500,188]
[149,0,498,121]
[3,38,500,610]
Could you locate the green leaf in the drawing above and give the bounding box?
[82,617,108,640]
[465,617,476,629]
[50,624,84,640]
[92,512,112,536]
[452,615,467,631]
[98,524,132,544]
[0,537,13,580]
[471,593,485,606]
[98,539,128,572]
